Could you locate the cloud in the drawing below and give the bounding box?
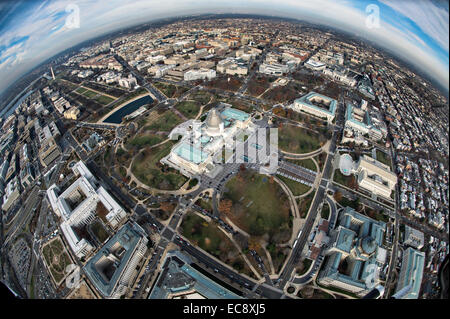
[0,0,448,95]
[379,0,449,52]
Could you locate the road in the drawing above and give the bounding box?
[114,54,167,102]
[276,94,339,291]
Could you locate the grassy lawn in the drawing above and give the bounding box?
[285,158,317,171]
[82,88,99,99]
[298,286,334,299]
[298,191,316,218]
[333,169,357,189]
[94,94,115,105]
[335,193,360,211]
[175,100,201,119]
[262,81,305,103]
[126,133,164,150]
[205,76,243,92]
[189,90,212,105]
[144,110,183,132]
[90,220,110,244]
[118,166,127,178]
[366,208,389,223]
[196,198,213,212]
[218,97,254,114]
[316,153,327,172]
[116,146,133,167]
[278,124,323,154]
[376,149,392,168]
[78,87,115,105]
[154,82,189,98]
[277,175,311,196]
[75,87,87,94]
[247,75,272,96]
[181,212,241,262]
[222,170,292,242]
[42,238,72,285]
[296,258,313,276]
[131,141,188,190]
[321,202,330,219]
[187,178,198,190]
[266,243,289,273]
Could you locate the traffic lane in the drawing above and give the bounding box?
[161,228,174,240]
[278,188,325,288]
[136,242,167,298]
[173,237,257,293]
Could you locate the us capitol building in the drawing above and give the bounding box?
[161,103,256,178]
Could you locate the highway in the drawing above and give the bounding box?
[172,236,285,299]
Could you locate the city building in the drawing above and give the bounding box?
[47,161,127,258]
[39,137,61,168]
[184,68,216,81]
[395,247,425,299]
[403,225,424,249]
[149,250,241,299]
[344,103,383,141]
[53,97,71,114]
[82,132,106,153]
[304,59,326,71]
[318,206,387,297]
[148,64,176,78]
[355,155,397,199]
[2,176,20,212]
[323,66,357,87]
[290,91,337,123]
[161,104,256,178]
[19,162,35,189]
[216,58,248,76]
[235,46,262,61]
[259,63,290,76]
[35,120,60,145]
[118,75,137,89]
[64,106,81,120]
[84,222,148,298]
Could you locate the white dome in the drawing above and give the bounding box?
[339,153,354,176]
[205,108,224,136]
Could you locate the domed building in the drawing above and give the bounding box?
[204,108,225,136]
[161,103,256,178]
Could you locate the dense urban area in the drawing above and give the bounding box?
[0,16,448,300]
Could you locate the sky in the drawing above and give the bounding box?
[0,0,448,95]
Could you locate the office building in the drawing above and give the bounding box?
[318,206,387,297]
[84,222,148,298]
[39,137,61,168]
[47,161,127,258]
[290,91,337,123]
[403,226,424,249]
[395,247,425,299]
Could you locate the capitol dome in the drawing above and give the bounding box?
[205,108,224,136]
